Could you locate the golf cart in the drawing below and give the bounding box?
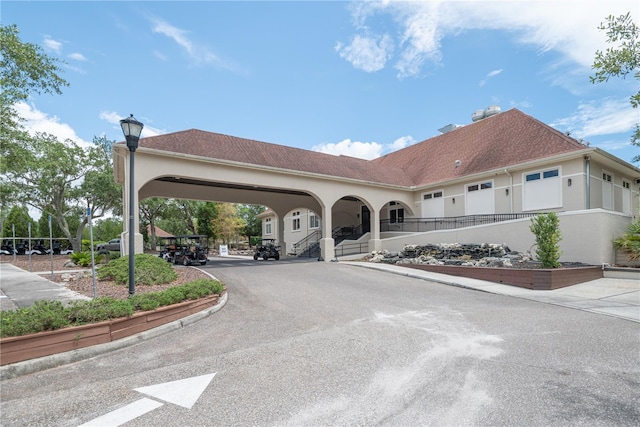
[160,235,209,266]
[253,239,281,261]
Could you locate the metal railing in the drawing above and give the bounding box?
[334,241,370,258]
[291,230,322,257]
[380,213,541,233]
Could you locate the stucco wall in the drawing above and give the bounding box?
[380,209,632,265]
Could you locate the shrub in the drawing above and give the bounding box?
[69,251,92,267]
[97,253,178,286]
[1,301,70,337]
[530,213,562,268]
[67,297,135,324]
[613,218,640,260]
[0,278,224,337]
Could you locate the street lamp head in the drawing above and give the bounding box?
[120,114,144,152]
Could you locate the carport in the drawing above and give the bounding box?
[113,129,415,261]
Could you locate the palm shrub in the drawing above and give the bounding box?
[613,218,640,260]
[530,213,562,268]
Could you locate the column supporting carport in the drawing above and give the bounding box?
[319,204,334,262]
[368,205,382,253]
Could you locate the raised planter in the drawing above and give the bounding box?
[402,264,603,290]
[614,248,640,268]
[0,294,219,366]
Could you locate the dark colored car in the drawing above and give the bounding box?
[97,238,121,253]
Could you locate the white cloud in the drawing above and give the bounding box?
[149,17,240,72]
[339,0,638,78]
[15,102,91,148]
[550,98,637,152]
[313,135,416,160]
[313,139,382,160]
[389,135,416,151]
[99,111,164,138]
[43,36,63,53]
[335,34,394,72]
[67,52,86,61]
[479,69,503,87]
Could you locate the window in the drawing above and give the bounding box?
[390,208,404,223]
[543,169,559,179]
[467,184,479,191]
[309,212,319,229]
[526,173,541,182]
[265,218,272,235]
[292,211,301,231]
[623,181,630,189]
[388,201,405,223]
[480,182,493,189]
[603,172,612,182]
[424,194,432,200]
[433,191,443,198]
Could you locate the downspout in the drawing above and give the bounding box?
[504,169,513,213]
[584,155,591,209]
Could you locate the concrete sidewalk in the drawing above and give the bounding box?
[0,263,90,311]
[342,261,640,323]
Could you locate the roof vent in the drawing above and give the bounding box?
[438,124,463,134]
[472,109,485,122]
[455,159,461,168]
[472,105,501,122]
[484,105,501,117]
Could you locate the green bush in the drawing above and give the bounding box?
[613,218,640,260]
[530,213,562,268]
[67,297,135,324]
[1,301,70,336]
[0,278,224,337]
[69,251,92,267]
[97,253,178,285]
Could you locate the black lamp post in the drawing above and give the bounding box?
[120,114,144,296]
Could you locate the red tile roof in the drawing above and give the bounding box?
[132,108,587,188]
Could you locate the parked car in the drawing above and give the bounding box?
[96,238,121,253]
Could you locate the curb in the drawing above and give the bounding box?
[0,292,228,380]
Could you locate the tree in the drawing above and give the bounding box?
[0,24,69,231]
[140,197,170,249]
[211,203,245,244]
[91,217,123,242]
[237,204,264,243]
[591,12,640,163]
[5,133,121,251]
[196,202,218,241]
[2,205,33,238]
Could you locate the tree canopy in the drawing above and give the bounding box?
[591,12,640,163]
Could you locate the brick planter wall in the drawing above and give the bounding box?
[0,294,219,366]
[402,265,603,290]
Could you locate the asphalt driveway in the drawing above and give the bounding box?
[1,258,638,426]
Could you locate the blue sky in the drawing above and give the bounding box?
[5,0,640,164]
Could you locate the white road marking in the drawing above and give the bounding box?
[78,397,163,427]
[134,372,217,409]
[78,372,217,425]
